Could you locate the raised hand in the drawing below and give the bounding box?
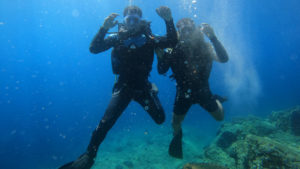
[156,6,172,22]
[201,23,216,39]
[103,13,119,30]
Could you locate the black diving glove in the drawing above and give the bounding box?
[59,152,95,169]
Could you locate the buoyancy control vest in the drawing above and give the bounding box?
[111,21,153,75]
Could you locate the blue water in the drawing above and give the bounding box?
[0,0,300,169]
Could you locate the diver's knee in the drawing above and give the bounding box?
[156,119,164,125]
[155,113,165,124]
[211,100,224,121]
[152,109,165,125]
[155,118,165,125]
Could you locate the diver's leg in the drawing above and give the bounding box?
[135,83,165,124]
[86,89,132,156]
[59,86,131,169]
[197,88,224,121]
[172,114,185,136]
[169,90,192,159]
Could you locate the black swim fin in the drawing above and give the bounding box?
[168,129,183,159]
[59,161,74,169]
[59,153,94,169]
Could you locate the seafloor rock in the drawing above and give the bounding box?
[268,106,300,135]
[202,106,300,169]
[182,163,228,169]
[291,109,300,136]
[204,144,235,167]
[115,164,123,169]
[216,116,276,139]
[228,135,300,168]
[246,135,300,168]
[123,160,134,168]
[216,131,237,149]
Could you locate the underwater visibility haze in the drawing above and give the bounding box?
[0,0,300,169]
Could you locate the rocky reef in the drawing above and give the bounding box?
[184,106,300,169]
[182,163,229,169]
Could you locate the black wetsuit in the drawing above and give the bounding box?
[158,36,226,115]
[87,19,177,157]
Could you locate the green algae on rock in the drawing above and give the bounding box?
[202,106,300,169]
[182,163,228,169]
[269,106,300,135]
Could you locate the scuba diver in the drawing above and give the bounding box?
[58,5,177,169]
[156,18,229,159]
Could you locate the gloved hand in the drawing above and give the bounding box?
[103,13,119,30]
[156,6,173,22]
[201,23,216,39]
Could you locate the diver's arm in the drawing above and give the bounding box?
[155,6,178,48]
[202,23,229,63]
[89,27,114,54]
[162,19,178,48]
[156,48,171,74]
[209,36,229,63]
[154,19,177,48]
[89,13,119,54]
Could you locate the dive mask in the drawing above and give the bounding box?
[179,25,195,36]
[124,14,141,28]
